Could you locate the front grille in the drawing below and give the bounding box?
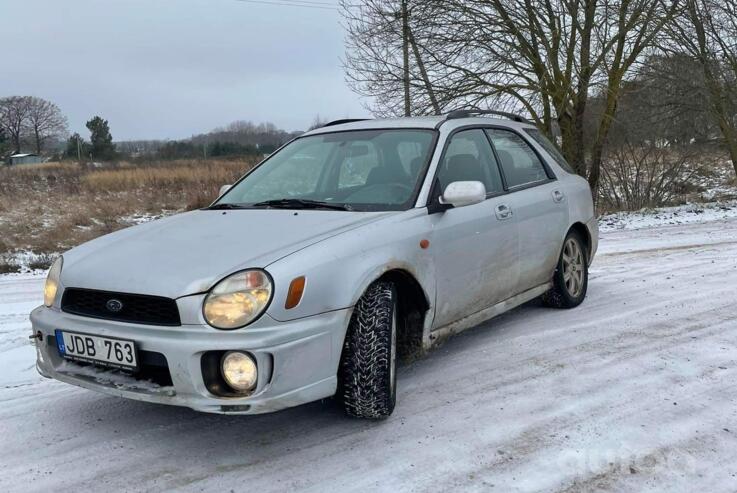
[61,288,181,326]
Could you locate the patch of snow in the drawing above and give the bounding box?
[599,200,737,232]
[0,249,56,274]
[119,210,178,226]
[691,159,737,201]
[0,274,44,389]
[56,361,175,394]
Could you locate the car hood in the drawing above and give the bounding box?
[61,209,393,299]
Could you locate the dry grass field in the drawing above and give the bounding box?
[0,159,257,272]
[1,153,735,274]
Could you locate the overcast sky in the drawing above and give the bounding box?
[0,0,370,141]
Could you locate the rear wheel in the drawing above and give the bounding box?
[339,281,397,419]
[543,230,588,308]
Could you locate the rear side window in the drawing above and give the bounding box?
[485,129,549,188]
[525,128,576,174]
[437,129,504,195]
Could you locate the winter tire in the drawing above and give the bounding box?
[339,281,397,419]
[543,230,588,308]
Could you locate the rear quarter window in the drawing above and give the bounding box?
[485,129,549,187]
[524,128,576,174]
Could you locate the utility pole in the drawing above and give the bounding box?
[401,0,411,117]
[76,136,81,161]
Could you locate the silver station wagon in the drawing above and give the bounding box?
[30,110,597,419]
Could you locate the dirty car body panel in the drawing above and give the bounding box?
[31,114,597,414]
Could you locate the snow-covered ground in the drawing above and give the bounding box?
[599,200,737,232]
[2,213,737,492]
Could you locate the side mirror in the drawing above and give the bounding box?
[440,181,486,208]
[219,184,232,197]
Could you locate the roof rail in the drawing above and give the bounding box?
[445,110,529,124]
[321,118,371,128]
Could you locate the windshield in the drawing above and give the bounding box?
[214,129,436,211]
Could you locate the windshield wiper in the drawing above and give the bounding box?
[205,203,249,210]
[252,198,353,211]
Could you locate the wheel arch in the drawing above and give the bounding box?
[568,222,592,262]
[350,267,431,361]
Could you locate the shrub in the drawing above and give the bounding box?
[598,143,721,211]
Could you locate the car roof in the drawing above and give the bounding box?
[303,115,536,136]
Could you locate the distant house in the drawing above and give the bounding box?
[6,153,45,166]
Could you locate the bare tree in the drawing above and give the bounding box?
[26,97,68,154]
[669,0,737,177]
[433,0,677,196]
[0,96,31,154]
[342,0,679,198]
[341,0,443,117]
[585,1,680,196]
[602,54,718,147]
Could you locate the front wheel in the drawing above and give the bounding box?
[338,281,397,419]
[543,230,588,308]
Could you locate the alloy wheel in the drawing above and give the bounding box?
[562,238,585,297]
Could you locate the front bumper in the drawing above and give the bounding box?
[30,305,352,414]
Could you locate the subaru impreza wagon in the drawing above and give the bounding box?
[30,110,597,419]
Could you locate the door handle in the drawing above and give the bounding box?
[552,190,565,203]
[495,204,513,220]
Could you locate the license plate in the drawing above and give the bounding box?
[55,329,138,370]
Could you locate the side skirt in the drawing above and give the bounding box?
[424,282,552,350]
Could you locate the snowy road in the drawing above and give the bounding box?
[3,218,737,492]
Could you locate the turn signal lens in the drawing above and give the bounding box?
[44,256,63,307]
[285,276,306,309]
[221,351,258,392]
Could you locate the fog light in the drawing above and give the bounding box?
[221,351,257,392]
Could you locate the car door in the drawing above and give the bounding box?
[485,128,569,292]
[428,129,520,329]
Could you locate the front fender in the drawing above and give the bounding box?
[264,209,436,324]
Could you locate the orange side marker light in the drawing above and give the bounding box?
[285,276,306,309]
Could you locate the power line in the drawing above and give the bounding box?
[259,0,335,5]
[232,0,339,11]
[234,1,337,11]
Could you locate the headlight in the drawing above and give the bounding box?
[44,256,63,307]
[203,269,272,329]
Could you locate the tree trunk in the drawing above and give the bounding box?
[407,26,441,114]
[719,120,737,177]
[687,0,737,178]
[589,76,623,203]
[11,132,21,154]
[34,127,41,154]
[557,97,588,178]
[401,0,411,116]
[558,111,577,167]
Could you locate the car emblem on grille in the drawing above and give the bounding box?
[106,299,124,312]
